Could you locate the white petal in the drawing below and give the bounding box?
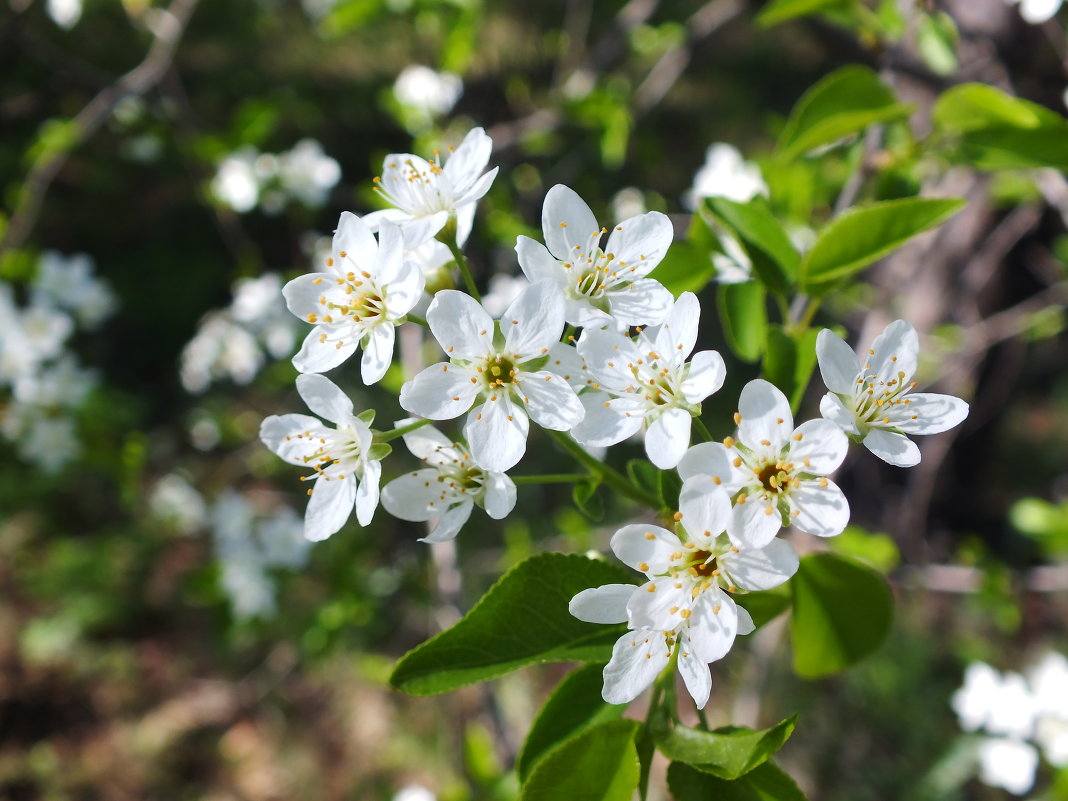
[482,472,516,519]
[399,363,480,419]
[605,279,674,328]
[787,479,849,538]
[504,282,565,359]
[384,259,426,316]
[282,273,332,318]
[454,201,476,248]
[333,212,379,274]
[610,523,682,575]
[395,211,451,248]
[542,184,599,260]
[678,479,732,546]
[577,327,644,391]
[361,324,395,385]
[677,441,734,483]
[654,291,701,361]
[381,469,446,522]
[863,427,920,467]
[602,628,672,706]
[420,501,473,543]
[681,350,726,403]
[816,329,859,394]
[789,418,848,475]
[426,290,494,361]
[355,459,380,526]
[546,341,594,391]
[868,319,918,383]
[677,631,713,710]
[400,424,460,465]
[520,371,585,431]
[728,497,782,549]
[722,538,799,591]
[628,577,691,630]
[465,397,529,472]
[443,127,493,193]
[570,393,645,448]
[296,373,354,425]
[736,606,755,636]
[689,590,739,663]
[604,211,674,277]
[819,392,860,436]
[515,235,565,285]
[305,474,356,541]
[292,328,359,374]
[645,407,692,469]
[889,393,969,434]
[569,584,636,624]
[737,379,793,452]
[259,413,327,465]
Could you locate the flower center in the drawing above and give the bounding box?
[756,462,791,493]
[689,550,718,577]
[853,369,917,426]
[481,353,519,387]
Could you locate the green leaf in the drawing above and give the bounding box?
[519,719,640,801]
[654,715,797,780]
[658,468,683,512]
[516,663,623,781]
[762,326,819,413]
[916,12,958,77]
[776,66,913,161]
[647,240,717,297]
[790,552,893,678]
[704,197,800,295]
[757,0,850,27]
[932,84,1068,170]
[737,587,791,629]
[390,554,637,694]
[572,481,605,522]
[668,761,809,801]
[627,459,663,505]
[717,281,768,363]
[798,197,965,293]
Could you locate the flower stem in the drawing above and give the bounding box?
[547,430,662,510]
[693,417,715,443]
[405,313,428,328]
[445,237,481,302]
[511,473,590,485]
[378,417,433,442]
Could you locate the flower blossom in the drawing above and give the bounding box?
[684,142,768,211]
[1005,0,1063,25]
[260,374,383,540]
[284,214,423,382]
[381,423,516,542]
[571,292,725,469]
[364,126,498,247]
[515,184,674,328]
[570,480,798,708]
[399,282,584,472]
[816,320,969,467]
[678,379,849,548]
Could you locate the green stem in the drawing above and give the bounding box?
[445,237,481,302]
[511,473,590,485]
[693,417,714,443]
[378,417,433,442]
[695,704,710,731]
[548,430,662,510]
[636,683,664,801]
[405,313,428,328]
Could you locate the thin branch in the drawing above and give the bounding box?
[0,0,200,256]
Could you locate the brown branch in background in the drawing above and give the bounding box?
[0,0,200,256]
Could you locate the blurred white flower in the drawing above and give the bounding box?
[278,139,341,208]
[212,149,260,213]
[480,272,529,317]
[33,251,117,329]
[611,187,646,223]
[684,143,768,211]
[953,662,1037,738]
[393,65,463,117]
[47,0,82,29]
[180,313,264,393]
[393,785,436,801]
[1006,0,1063,24]
[149,473,208,535]
[14,355,96,409]
[976,738,1039,796]
[212,141,341,214]
[18,416,81,473]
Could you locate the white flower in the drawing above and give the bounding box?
[679,379,849,549]
[260,374,383,541]
[399,282,584,472]
[47,0,82,29]
[381,423,516,542]
[1006,0,1063,24]
[571,292,726,469]
[515,184,674,328]
[976,738,1039,796]
[570,480,798,708]
[33,251,117,329]
[212,148,260,213]
[179,312,263,393]
[284,215,423,382]
[16,415,81,472]
[277,139,341,208]
[364,127,498,248]
[816,320,969,467]
[684,143,768,211]
[710,226,754,285]
[230,273,299,359]
[393,65,463,117]
[149,473,208,535]
[952,662,1038,739]
[14,355,96,410]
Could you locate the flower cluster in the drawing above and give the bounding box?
[952,653,1068,794]
[211,139,341,214]
[254,125,970,710]
[0,251,117,472]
